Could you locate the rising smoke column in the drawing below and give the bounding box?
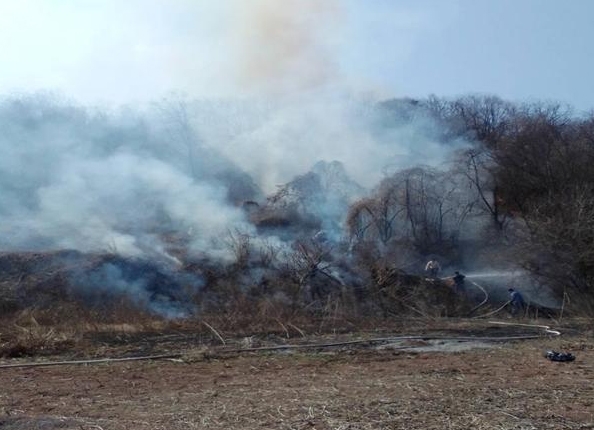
[0,2,493,319]
[0,2,466,262]
[191,0,460,193]
[231,0,342,96]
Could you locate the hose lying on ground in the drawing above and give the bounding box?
[0,353,183,369]
[472,300,512,319]
[489,321,561,336]
[0,324,560,369]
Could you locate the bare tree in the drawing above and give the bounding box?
[345,190,403,245]
[460,148,508,231]
[347,166,475,254]
[154,95,200,179]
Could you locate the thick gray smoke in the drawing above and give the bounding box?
[0,1,484,318]
[0,94,254,262]
[0,93,460,262]
[5,2,565,318]
[190,93,456,194]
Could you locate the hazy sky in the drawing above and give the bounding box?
[1,0,593,111]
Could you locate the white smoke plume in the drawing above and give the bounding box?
[0,1,465,262]
[189,93,457,194]
[0,94,253,261]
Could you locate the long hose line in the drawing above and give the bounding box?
[471,300,512,319]
[0,325,560,369]
[488,321,561,336]
[468,280,490,315]
[0,268,564,370]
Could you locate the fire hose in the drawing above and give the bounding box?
[0,324,560,369]
[489,321,561,336]
[468,280,490,316]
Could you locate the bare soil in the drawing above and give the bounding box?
[1,319,593,430]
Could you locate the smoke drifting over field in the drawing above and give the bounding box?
[0,0,465,262]
[0,96,247,259]
[0,0,466,261]
[0,92,458,259]
[0,2,573,319]
[0,1,496,318]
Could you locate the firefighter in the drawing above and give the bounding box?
[425,259,441,278]
[452,271,466,294]
[508,288,526,316]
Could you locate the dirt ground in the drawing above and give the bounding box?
[1,319,593,430]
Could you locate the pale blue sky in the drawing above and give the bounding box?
[0,0,592,111]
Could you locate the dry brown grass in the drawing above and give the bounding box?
[1,325,593,430]
[1,251,592,428]
[0,309,80,358]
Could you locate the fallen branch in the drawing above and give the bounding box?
[275,318,289,338]
[287,322,306,338]
[201,320,226,345]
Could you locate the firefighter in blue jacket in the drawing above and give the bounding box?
[508,288,526,316]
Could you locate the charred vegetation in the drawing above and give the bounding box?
[1,94,594,360]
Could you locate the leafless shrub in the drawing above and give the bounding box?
[256,239,281,267]
[223,229,252,269]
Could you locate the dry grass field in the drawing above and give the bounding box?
[1,318,593,430]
